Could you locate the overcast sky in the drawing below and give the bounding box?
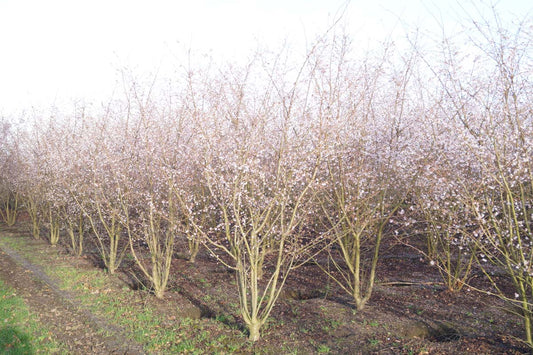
[0,0,531,116]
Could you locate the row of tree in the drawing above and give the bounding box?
[1,10,532,344]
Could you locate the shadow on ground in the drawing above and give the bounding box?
[0,326,34,355]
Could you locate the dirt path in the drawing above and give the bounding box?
[0,243,146,354]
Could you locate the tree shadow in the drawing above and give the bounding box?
[177,288,248,333]
[0,326,35,354]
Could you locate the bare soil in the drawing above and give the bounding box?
[0,221,530,354]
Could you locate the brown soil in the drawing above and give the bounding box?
[0,222,530,354]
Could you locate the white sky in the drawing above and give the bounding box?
[0,0,531,116]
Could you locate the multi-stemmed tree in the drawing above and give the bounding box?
[421,7,533,346]
[0,119,21,227]
[174,45,336,340]
[312,37,420,309]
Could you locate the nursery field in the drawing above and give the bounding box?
[0,221,528,354]
[1,5,532,354]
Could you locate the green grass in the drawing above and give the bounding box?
[0,279,66,354]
